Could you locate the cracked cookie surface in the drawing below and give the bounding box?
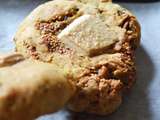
[14,0,141,115]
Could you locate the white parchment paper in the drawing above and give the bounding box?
[0,1,160,120]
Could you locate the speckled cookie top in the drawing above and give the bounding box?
[14,0,140,66]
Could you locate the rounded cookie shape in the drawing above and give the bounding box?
[14,0,141,115]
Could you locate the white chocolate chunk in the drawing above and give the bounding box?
[58,14,126,55]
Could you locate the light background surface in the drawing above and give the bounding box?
[0,0,160,120]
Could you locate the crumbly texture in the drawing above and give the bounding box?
[14,0,141,115]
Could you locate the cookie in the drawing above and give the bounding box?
[0,53,75,120]
[14,0,141,115]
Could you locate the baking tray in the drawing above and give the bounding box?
[0,0,160,120]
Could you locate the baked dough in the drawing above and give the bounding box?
[14,0,141,115]
[0,53,75,120]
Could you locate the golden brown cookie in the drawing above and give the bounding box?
[0,53,75,120]
[14,0,141,115]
